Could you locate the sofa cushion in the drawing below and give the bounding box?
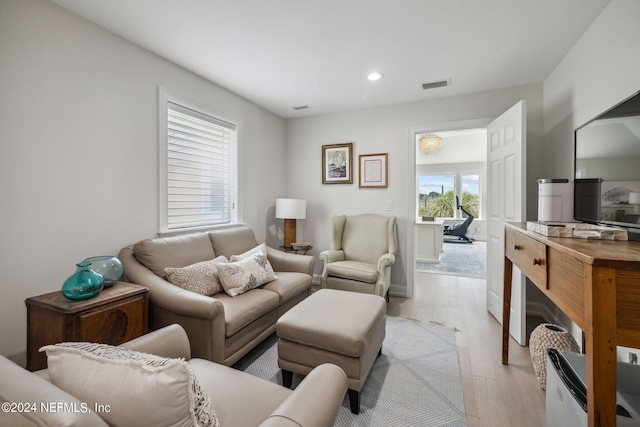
[214,290,280,337]
[133,233,215,279]
[0,355,109,427]
[217,253,278,297]
[326,260,378,283]
[262,272,312,304]
[165,255,228,296]
[208,227,259,259]
[42,342,219,427]
[230,243,267,261]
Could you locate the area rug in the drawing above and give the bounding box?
[416,241,486,278]
[233,316,466,427]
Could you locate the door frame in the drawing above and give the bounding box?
[405,117,493,298]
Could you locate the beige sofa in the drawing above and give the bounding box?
[0,324,348,427]
[119,227,314,366]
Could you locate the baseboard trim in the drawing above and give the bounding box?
[526,301,552,323]
[389,283,407,297]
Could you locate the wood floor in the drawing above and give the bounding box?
[387,271,547,427]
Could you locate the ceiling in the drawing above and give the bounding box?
[48,0,611,119]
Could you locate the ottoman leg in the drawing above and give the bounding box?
[348,389,360,414]
[282,369,293,388]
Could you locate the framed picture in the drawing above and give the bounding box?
[359,153,388,188]
[322,143,353,184]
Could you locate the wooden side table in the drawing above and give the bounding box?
[279,245,313,255]
[25,282,148,371]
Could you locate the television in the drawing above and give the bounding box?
[574,89,640,237]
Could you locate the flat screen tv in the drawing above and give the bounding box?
[574,89,640,237]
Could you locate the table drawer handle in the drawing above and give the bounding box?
[514,245,521,250]
[532,258,542,266]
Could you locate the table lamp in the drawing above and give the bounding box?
[276,198,306,248]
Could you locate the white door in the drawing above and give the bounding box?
[486,101,527,345]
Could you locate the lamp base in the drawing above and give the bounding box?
[283,219,297,248]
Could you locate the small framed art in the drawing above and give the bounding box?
[322,143,353,184]
[359,153,388,188]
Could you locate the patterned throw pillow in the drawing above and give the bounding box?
[230,243,267,261]
[216,253,278,297]
[41,342,219,427]
[165,255,228,296]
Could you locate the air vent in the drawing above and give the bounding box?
[293,105,311,111]
[421,80,450,90]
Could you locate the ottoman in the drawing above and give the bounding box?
[276,289,386,414]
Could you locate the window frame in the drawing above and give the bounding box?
[417,170,483,220]
[158,88,240,235]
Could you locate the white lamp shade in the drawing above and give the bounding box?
[276,199,306,219]
[629,192,640,204]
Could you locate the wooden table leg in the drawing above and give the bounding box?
[585,266,617,427]
[502,256,513,365]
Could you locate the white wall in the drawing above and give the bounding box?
[285,84,544,295]
[538,0,640,361]
[0,0,287,361]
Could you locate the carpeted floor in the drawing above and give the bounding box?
[233,316,466,427]
[416,241,486,278]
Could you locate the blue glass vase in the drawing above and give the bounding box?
[83,256,123,288]
[62,261,105,300]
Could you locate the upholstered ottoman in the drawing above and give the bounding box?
[276,288,386,414]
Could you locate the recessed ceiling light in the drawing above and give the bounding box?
[367,72,383,81]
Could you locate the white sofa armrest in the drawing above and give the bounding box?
[266,246,315,276]
[259,364,347,427]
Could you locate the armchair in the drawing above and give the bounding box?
[320,214,397,299]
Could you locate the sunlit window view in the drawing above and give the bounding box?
[418,173,480,218]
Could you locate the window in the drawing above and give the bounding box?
[418,172,481,219]
[159,89,238,233]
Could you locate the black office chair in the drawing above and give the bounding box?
[443,196,475,243]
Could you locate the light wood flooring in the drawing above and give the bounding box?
[387,271,546,427]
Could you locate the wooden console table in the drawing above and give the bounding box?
[502,222,640,427]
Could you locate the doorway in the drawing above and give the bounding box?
[406,101,528,346]
[415,128,487,278]
[406,118,491,299]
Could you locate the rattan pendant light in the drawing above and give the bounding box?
[419,133,442,154]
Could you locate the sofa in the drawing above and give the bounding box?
[119,226,314,366]
[0,324,348,427]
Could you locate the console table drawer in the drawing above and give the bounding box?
[505,226,547,288]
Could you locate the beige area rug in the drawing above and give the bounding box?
[233,316,466,426]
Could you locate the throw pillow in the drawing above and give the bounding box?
[41,342,219,427]
[230,243,267,261]
[216,253,277,297]
[165,255,228,296]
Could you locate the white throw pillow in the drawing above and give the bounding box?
[41,342,219,427]
[217,253,277,297]
[230,243,267,261]
[165,255,228,296]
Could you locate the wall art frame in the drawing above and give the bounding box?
[322,143,353,184]
[359,153,388,188]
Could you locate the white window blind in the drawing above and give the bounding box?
[164,100,237,231]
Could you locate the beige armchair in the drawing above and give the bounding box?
[320,214,397,299]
